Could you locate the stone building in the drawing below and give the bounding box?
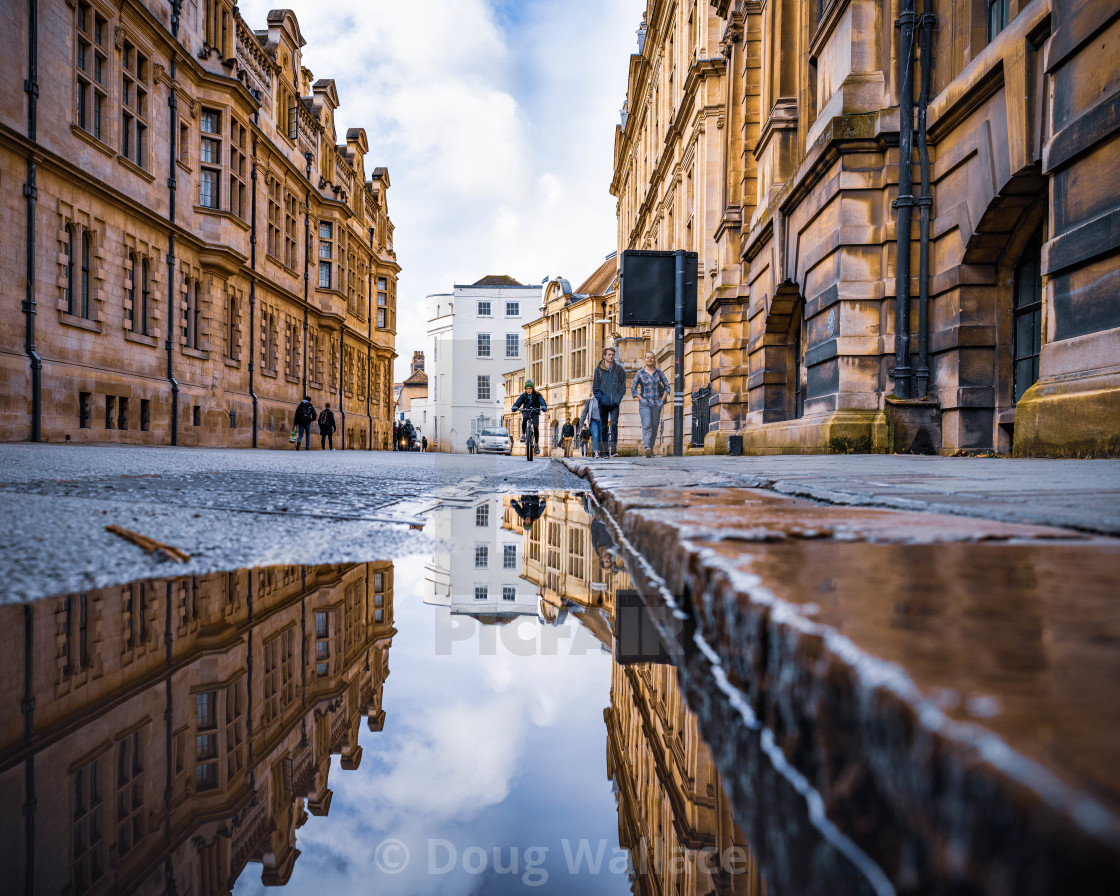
[614,0,1120,456]
[1,4,399,449]
[0,561,395,893]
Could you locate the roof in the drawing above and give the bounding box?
[402,369,428,386]
[472,274,525,287]
[575,253,618,297]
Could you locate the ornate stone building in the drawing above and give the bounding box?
[0,561,395,893]
[615,0,1120,456]
[1,3,399,449]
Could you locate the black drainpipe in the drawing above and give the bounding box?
[302,152,311,396]
[892,0,917,399]
[915,2,935,398]
[339,328,346,449]
[22,0,42,442]
[165,2,182,445]
[249,128,260,446]
[162,580,176,896]
[366,227,374,449]
[22,605,35,896]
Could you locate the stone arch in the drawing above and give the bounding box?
[758,280,806,422]
[949,172,1047,452]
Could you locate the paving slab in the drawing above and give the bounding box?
[572,458,1120,894]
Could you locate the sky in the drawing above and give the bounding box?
[238,0,647,381]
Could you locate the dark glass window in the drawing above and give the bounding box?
[1013,230,1043,404]
[987,0,1010,43]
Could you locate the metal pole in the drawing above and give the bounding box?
[673,249,685,456]
[248,135,259,446]
[892,0,917,399]
[165,2,182,446]
[23,0,42,443]
[302,153,311,395]
[915,2,935,399]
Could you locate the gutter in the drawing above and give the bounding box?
[22,0,42,442]
[367,227,374,448]
[249,132,259,446]
[892,0,918,399]
[165,2,182,444]
[915,2,935,398]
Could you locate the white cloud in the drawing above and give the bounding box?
[236,0,646,379]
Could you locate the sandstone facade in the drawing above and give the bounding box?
[1,3,399,449]
[615,0,1120,456]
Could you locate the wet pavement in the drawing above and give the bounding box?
[2,445,1119,894]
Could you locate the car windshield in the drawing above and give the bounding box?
[481,429,508,438]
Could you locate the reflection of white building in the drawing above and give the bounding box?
[425,498,538,621]
[416,275,540,453]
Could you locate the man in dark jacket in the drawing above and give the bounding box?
[511,381,548,453]
[318,403,336,450]
[293,396,316,450]
[592,347,626,457]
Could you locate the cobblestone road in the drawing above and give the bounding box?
[0,444,583,601]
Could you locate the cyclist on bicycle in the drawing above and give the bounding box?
[511,380,547,454]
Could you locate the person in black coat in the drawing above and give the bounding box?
[318,403,336,450]
[293,396,316,450]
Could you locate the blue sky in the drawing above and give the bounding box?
[238,0,647,380]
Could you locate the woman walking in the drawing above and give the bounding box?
[631,351,670,457]
[592,347,627,457]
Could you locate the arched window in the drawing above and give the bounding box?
[140,258,150,335]
[1013,229,1043,403]
[126,253,136,331]
[64,226,75,314]
[80,231,91,319]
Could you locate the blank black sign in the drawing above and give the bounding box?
[619,249,698,328]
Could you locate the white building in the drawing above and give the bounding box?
[424,499,538,621]
[417,275,541,452]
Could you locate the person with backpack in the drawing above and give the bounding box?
[631,351,671,457]
[293,396,316,450]
[578,390,601,457]
[318,403,336,450]
[421,436,428,453]
[579,422,591,456]
[560,418,576,457]
[592,347,627,457]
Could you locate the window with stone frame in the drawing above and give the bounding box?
[318,221,333,289]
[266,177,282,259]
[262,630,281,725]
[570,326,587,378]
[260,307,278,374]
[72,754,106,893]
[120,40,149,168]
[226,293,239,360]
[229,119,248,219]
[377,276,388,328]
[285,317,300,380]
[75,1,108,141]
[203,0,233,58]
[64,225,76,315]
[139,256,151,335]
[549,334,564,382]
[284,191,298,269]
[199,108,222,209]
[225,681,244,779]
[530,340,544,386]
[987,0,1010,43]
[125,252,137,331]
[115,729,145,860]
[183,278,203,351]
[194,691,219,791]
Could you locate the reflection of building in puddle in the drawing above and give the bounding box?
[427,498,538,622]
[508,493,631,648]
[606,662,767,895]
[0,563,394,894]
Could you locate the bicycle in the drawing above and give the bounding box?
[522,409,542,462]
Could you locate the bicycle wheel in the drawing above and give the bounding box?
[526,431,534,462]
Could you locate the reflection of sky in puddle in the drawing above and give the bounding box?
[236,552,629,896]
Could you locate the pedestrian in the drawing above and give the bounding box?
[592,346,626,457]
[511,381,548,454]
[421,436,428,453]
[318,403,336,450]
[293,395,315,450]
[631,351,670,457]
[561,418,576,457]
[578,391,601,457]
[466,435,475,455]
[579,421,591,456]
[393,422,400,450]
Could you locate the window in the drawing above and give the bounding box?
[284,192,298,268]
[474,586,488,601]
[506,333,519,358]
[139,258,150,335]
[115,730,144,859]
[315,610,330,677]
[318,221,333,288]
[72,756,105,893]
[227,295,239,359]
[477,301,492,317]
[549,334,564,382]
[75,2,108,141]
[230,119,248,219]
[987,0,1010,43]
[477,333,491,357]
[377,276,388,328]
[1013,230,1043,404]
[125,253,136,331]
[121,41,148,168]
[502,586,516,602]
[199,109,221,209]
[195,691,218,791]
[571,327,587,378]
[62,594,92,675]
[80,231,91,319]
[503,544,517,569]
[477,375,491,401]
[475,545,489,568]
[506,301,519,316]
[178,120,189,165]
[118,397,129,430]
[530,340,544,386]
[267,177,281,259]
[475,504,489,527]
[140,399,150,432]
[79,392,92,429]
[184,279,202,350]
[225,682,244,779]
[64,226,75,314]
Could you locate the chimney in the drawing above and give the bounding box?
[412,351,425,374]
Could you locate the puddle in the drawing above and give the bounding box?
[1,491,951,895]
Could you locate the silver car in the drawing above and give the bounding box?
[476,427,513,455]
